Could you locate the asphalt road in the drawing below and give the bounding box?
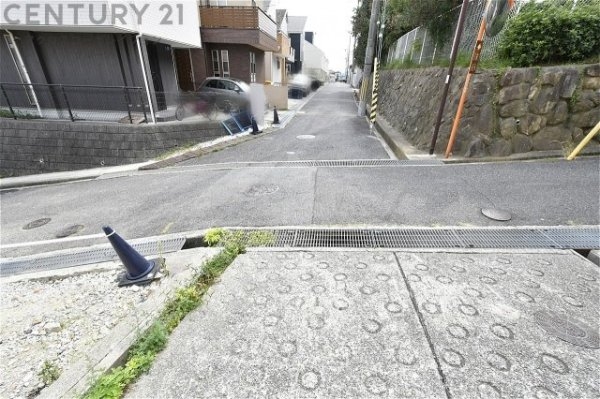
[178,83,392,164]
[1,84,599,255]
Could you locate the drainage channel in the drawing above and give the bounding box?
[2,226,597,278]
[246,226,600,250]
[181,159,443,170]
[0,236,186,277]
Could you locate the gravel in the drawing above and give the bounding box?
[0,269,160,399]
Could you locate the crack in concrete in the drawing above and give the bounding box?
[393,252,452,399]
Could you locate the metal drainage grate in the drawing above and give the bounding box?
[193,160,442,170]
[373,229,463,248]
[272,160,442,167]
[454,229,552,249]
[540,227,600,249]
[0,237,186,277]
[239,227,600,250]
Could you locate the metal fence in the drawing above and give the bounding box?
[386,0,597,65]
[0,82,153,123]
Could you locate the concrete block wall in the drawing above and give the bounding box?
[378,64,600,157]
[0,119,226,177]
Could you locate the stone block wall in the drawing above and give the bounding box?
[378,64,600,157]
[0,119,226,177]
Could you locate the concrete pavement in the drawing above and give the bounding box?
[126,249,599,398]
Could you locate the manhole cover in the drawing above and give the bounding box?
[534,310,599,349]
[55,224,85,238]
[245,184,279,196]
[297,135,315,140]
[481,208,512,221]
[23,218,51,230]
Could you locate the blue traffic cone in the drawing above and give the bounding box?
[273,106,280,125]
[251,115,262,134]
[103,226,162,286]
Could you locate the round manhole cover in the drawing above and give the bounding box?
[245,184,279,196]
[534,310,599,349]
[23,218,51,230]
[481,208,512,221]
[297,135,315,140]
[55,224,85,238]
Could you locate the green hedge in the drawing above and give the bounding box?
[498,0,600,66]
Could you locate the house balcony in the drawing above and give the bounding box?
[277,32,291,58]
[199,6,278,52]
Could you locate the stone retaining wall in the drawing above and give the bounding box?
[378,64,600,157]
[0,119,226,177]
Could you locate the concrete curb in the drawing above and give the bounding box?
[139,129,275,170]
[37,247,219,399]
[374,115,600,163]
[0,161,154,190]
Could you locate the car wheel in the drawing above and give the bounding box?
[175,105,185,121]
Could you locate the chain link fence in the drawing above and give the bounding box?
[386,0,597,65]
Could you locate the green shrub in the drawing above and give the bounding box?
[39,360,61,385]
[498,0,600,66]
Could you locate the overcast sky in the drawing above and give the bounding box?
[269,0,357,72]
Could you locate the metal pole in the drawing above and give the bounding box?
[358,0,381,117]
[138,89,148,123]
[1,84,17,119]
[61,85,75,122]
[445,0,492,158]
[402,33,409,61]
[567,121,600,160]
[124,87,133,124]
[136,34,156,124]
[419,31,427,64]
[428,0,470,154]
[4,29,43,117]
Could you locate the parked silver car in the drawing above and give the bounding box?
[197,77,251,113]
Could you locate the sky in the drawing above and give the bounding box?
[269,0,357,72]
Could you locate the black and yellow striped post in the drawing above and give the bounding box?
[370,58,380,124]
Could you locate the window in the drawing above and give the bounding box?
[223,81,236,91]
[221,50,230,78]
[249,51,256,83]
[211,49,220,77]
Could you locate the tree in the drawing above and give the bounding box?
[351,0,372,68]
[352,0,461,67]
[383,0,461,58]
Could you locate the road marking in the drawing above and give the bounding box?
[2,233,105,249]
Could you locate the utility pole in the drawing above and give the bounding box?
[358,0,381,117]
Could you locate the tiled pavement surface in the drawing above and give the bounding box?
[127,250,599,398]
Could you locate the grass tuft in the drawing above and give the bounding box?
[82,232,244,399]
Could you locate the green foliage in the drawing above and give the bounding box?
[83,241,245,399]
[387,0,458,44]
[205,229,274,248]
[385,52,510,71]
[352,0,373,67]
[160,287,202,332]
[246,231,275,247]
[39,360,61,386]
[204,227,226,246]
[129,323,168,357]
[498,0,600,66]
[0,108,41,119]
